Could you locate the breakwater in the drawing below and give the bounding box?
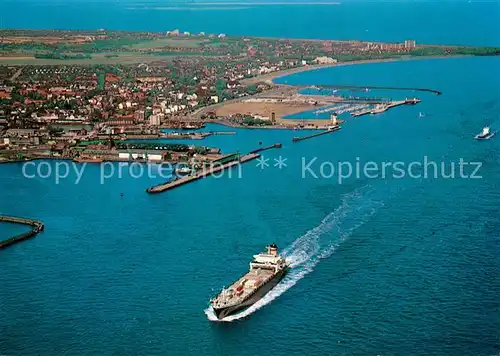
[250,143,282,154]
[316,84,441,95]
[292,126,341,142]
[146,153,261,194]
[209,131,237,135]
[0,215,44,249]
[147,144,282,194]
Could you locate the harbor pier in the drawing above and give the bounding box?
[0,215,44,249]
[250,143,282,154]
[146,144,282,194]
[292,126,341,143]
[351,98,421,117]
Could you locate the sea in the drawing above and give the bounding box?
[1,1,500,355]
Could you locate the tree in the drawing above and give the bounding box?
[215,79,227,94]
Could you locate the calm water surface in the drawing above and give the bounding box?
[2,1,500,46]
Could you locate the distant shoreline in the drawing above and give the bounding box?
[242,55,468,85]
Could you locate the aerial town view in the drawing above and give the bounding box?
[0,29,496,166]
[1,0,499,355]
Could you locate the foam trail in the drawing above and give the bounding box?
[205,185,385,322]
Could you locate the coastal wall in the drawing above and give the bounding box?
[0,216,44,249]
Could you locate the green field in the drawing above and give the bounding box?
[126,38,208,49]
[0,53,183,65]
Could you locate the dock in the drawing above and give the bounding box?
[292,126,341,143]
[209,131,237,135]
[146,143,281,194]
[250,143,282,154]
[351,98,421,117]
[162,132,211,140]
[0,215,44,249]
[147,154,260,194]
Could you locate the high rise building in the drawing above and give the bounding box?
[404,40,416,49]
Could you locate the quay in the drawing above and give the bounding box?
[209,131,237,135]
[0,215,44,249]
[146,144,282,194]
[147,153,260,194]
[292,126,341,143]
[162,132,211,140]
[351,98,421,117]
[250,143,282,154]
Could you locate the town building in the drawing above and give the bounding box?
[404,40,416,49]
[149,114,161,126]
[314,56,338,64]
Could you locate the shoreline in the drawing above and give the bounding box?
[197,55,462,128]
[0,54,472,166]
[242,55,469,85]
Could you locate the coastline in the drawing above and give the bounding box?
[242,55,468,85]
[196,55,462,129]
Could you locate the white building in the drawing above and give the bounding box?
[118,152,163,162]
[314,56,338,64]
[149,114,161,126]
[167,29,180,36]
[330,113,338,125]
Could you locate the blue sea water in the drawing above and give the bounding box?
[0,222,30,240]
[1,55,500,355]
[1,0,500,46]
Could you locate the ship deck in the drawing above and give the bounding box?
[213,268,275,308]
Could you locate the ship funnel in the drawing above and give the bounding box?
[268,243,278,256]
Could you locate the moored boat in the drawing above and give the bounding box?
[174,166,193,175]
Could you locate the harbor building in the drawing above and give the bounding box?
[330,113,338,125]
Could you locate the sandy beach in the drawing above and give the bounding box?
[241,55,466,86]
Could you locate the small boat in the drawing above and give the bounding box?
[175,166,192,175]
[475,126,495,140]
[418,112,425,118]
[180,124,204,130]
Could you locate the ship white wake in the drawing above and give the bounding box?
[205,185,385,322]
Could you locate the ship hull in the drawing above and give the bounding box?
[212,267,288,320]
[475,132,495,140]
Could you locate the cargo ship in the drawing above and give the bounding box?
[475,126,495,140]
[210,243,288,320]
[174,165,193,175]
